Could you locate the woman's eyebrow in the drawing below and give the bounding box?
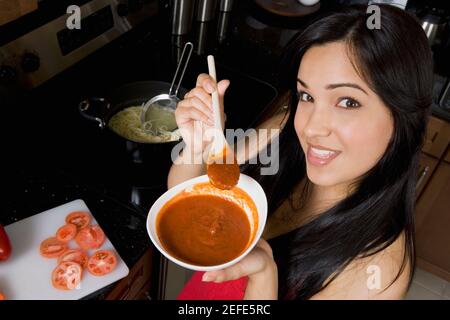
[297,78,308,89]
[297,78,368,95]
[326,83,368,95]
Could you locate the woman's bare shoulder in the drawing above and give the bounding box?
[311,232,411,300]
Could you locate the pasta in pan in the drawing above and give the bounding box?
[108,105,181,143]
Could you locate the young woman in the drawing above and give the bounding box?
[168,4,433,299]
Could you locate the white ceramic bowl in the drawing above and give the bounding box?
[146,174,268,271]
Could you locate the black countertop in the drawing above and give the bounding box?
[1,168,152,299]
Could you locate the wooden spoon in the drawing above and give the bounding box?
[206,55,240,190]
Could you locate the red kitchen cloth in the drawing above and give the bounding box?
[177,271,248,300]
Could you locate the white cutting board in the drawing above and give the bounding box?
[0,199,129,300]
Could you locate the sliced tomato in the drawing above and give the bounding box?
[58,249,89,268]
[87,250,117,276]
[56,224,77,242]
[65,211,91,230]
[39,237,68,258]
[52,261,82,290]
[75,225,105,250]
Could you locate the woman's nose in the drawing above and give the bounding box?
[303,106,332,139]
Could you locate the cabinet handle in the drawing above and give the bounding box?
[416,165,430,190]
[430,132,438,143]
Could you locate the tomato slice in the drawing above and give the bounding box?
[65,211,91,230]
[58,249,89,268]
[56,224,77,242]
[75,225,105,250]
[39,237,68,258]
[52,261,82,290]
[87,250,117,276]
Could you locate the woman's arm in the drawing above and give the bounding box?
[244,259,278,300]
[167,146,207,189]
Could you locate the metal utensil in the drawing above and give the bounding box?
[171,0,195,35]
[417,6,450,47]
[141,42,193,132]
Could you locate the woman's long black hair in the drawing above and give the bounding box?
[244,4,434,299]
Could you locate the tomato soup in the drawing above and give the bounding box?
[156,183,257,266]
[207,151,240,190]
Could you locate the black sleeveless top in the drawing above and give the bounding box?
[266,226,305,299]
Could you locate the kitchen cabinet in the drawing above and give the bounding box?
[0,0,37,26]
[416,153,439,199]
[422,116,450,159]
[415,115,450,282]
[415,159,450,282]
[445,147,450,163]
[105,247,153,300]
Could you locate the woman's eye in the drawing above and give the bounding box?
[297,91,313,102]
[337,97,361,109]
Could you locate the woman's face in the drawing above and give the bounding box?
[294,42,393,188]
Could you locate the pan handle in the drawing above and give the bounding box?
[79,97,108,129]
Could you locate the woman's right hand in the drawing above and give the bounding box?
[175,73,230,156]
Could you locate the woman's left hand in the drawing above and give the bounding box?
[202,239,278,300]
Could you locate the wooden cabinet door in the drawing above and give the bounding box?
[422,116,450,159]
[415,161,450,282]
[105,248,153,300]
[444,147,450,163]
[416,153,439,200]
[127,248,153,299]
[0,0,38,26]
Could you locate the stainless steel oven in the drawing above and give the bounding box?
[0,0,158,90]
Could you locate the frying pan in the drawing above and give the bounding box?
[79,81,187,143]
[79,81,188,164]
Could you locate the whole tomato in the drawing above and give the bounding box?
[0,224,12,261]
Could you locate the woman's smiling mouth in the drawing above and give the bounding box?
[307,144,342,166]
